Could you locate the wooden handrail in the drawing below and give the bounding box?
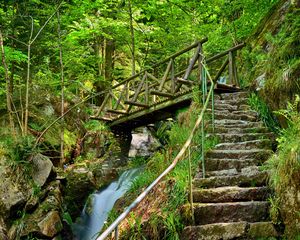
[97,67,215,240]
[110,37,208,90]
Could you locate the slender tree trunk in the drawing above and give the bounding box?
[128,0,135,76]
[24,44,31,135]
[24,16,33,135]
[104,38,115,82]
[0,29,15,134]
[57,11,65,167]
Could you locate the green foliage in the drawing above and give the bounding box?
[248,92,280,133]
[63,211,73,226]
[84,120,107,133]
[1,136,37,174]
[266,95,300,237]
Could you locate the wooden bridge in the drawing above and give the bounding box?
[92,37,245,130]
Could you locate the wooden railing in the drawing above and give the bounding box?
[92,38,244,124]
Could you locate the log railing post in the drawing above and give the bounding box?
[145,73,149,105]
[228,50,238,86]
[171,58,175,94]
[198,43,203,87]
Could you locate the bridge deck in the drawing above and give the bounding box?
[93,83,239,130]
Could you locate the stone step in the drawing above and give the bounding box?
[213,112,257,122]
[214,121,264,129]
[214,119,259,126]
[193,186,270,203]
[194,169,268,188]
[206,149,272,160]
[213,99,248,106]
[219,92,249,100]
[190,201,269,225]
[197,168,239,178]
[182,222,279,240]
[212,126,268,134]
[205,158,266,172]
[208,109,258,117]
[208,104,251,112]
[214,140,272,150]
[209,133,275,143]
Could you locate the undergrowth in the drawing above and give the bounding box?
[104,102,218,240]
[0,135,38,181]
[248,92,280,133]
[266,95,300,238]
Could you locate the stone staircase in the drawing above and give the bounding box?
[182,92,279,240]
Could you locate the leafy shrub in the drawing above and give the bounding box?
[266,95,300,237]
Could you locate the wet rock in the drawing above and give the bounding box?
[32,153,54,187]
[129,127,161,157]
[0,167,27,218]
[38,211,63,238]
[0,218,8,240]
[8,181,63,239]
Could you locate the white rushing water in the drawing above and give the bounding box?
[72,168,141,240]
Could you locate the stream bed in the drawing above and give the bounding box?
[72,167,141,240]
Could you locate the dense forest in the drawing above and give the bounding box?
[0,0,300,239]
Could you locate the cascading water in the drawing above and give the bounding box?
[72,168,141,240]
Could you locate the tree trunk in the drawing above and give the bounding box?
[104,38,115,82]
[24,44,31,135]
[57,11,65,168]
[128,0,136,76]
[0,29,15,134]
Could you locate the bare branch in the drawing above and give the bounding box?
[31,1,63,44]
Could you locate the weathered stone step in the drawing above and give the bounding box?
[205,158,266,172]
[208,109,257,117]
[214,121,264,129]
[193,186,270,203]
[197,168,238,178]
[213,98,248,106]
[213,112,257,122]
[206,149,272,160]
[212,126,268,134]
[190,201,269,225]
[194,169,268,188]
[208,104,251,112]
[209,133,275,143]
[182,222,279,240]
[219,92,249,100]
[214,140,272,150]
[214,119,258,126]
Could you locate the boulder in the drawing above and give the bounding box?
[0,217,8,240]
[0,167,27,218]
[38,211,63,238]
[129,127,161,157]
[31,153,54,187]
[8,181,63,239]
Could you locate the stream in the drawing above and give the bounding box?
[72,167,141,240]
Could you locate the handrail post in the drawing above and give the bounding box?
[211,86,215,133]
[188,146,194,224]
[201,67,206,179]
[171,58,175,94]
[115,225,119,240]
[229,50,238,86]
